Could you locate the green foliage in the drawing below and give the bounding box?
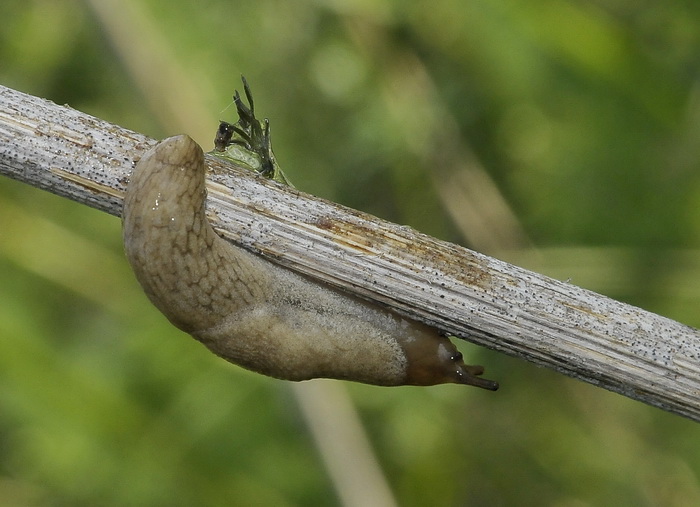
[1,0,700,505]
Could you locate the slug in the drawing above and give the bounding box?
[122,135,498,390]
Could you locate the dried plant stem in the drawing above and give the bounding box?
[2,85,699,422]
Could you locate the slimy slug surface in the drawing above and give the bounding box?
[122,135,498,390]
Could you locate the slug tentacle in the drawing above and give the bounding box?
[122,135,498,390]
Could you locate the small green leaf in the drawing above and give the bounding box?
[210,76,292,187]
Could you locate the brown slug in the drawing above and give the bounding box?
[122,135,498,390]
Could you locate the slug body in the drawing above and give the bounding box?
[122,135,497,389]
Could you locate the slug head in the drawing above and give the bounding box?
[401,332,498,390]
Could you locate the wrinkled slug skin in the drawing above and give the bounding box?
[122,135,497,389]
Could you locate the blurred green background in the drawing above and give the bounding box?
[2,0,700,505]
